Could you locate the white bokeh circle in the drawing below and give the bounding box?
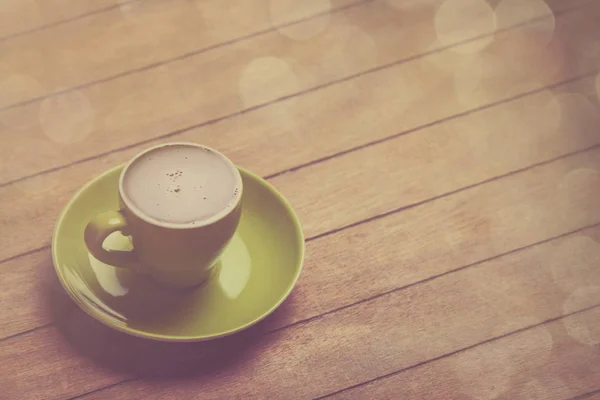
[557,168,600,227]
[238,57,300,108]
[549,236,600,293]
[269,0,331,40]
[0,74,45,108]
[434,0,497,54]
[39,90,96,145]
[495,0,555,49]
[563,287,600,346]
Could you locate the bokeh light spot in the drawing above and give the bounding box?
[39,90,96,145]
[434,0,496,54]
[269,0,331,40]
[238,57,300,108]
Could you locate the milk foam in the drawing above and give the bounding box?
[123,145,240,224]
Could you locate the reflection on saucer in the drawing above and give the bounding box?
[87,231,133,297]
[218,234,252,300]
[86,230,253,300]
[63,268,128,322]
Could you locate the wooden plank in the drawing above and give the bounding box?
[2,2,598,399]
[1,325,130,399]
[1,71,598,264]
[328,306,600,400]
[269,81,600,238]
[0,0,359,109]
[0,0,120,41]
[2,0,583,109]
[0,251,54,339]
[0,0,592,184]
[577,391,600,400]
[4,200,600,399]
[3,125,600,342]
[0,4,598,260]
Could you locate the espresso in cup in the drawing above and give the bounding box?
[123,144,241,225]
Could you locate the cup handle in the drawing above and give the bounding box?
[84,210,139,269]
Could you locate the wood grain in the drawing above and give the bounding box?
[3,0,583,107]
[3,129,600,342]
[1,4,599,265]
[2,0,599,398]
[4,210,600,399]
[0,251,53,339]
[577,391,600,400]
[1,72,598,266]
[0,0,358,109]
[0,0,121,40]
[0,0,593,184]
[269,78,600,238]
[328,306,600,400]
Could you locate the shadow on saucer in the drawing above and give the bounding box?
[50,277,293,378]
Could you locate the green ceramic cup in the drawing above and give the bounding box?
[84,142,243,289]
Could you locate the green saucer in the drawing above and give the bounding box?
[52,165,304,341]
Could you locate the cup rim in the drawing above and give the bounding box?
[118,142,244,230]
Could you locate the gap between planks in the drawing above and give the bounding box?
[0,0,586,188]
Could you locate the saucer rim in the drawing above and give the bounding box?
[52,163,305,342]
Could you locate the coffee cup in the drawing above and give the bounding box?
[84,142,243,288]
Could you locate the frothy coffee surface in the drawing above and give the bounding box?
[123,145,240,224]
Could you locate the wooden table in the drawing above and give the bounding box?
[2,0,600,398]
